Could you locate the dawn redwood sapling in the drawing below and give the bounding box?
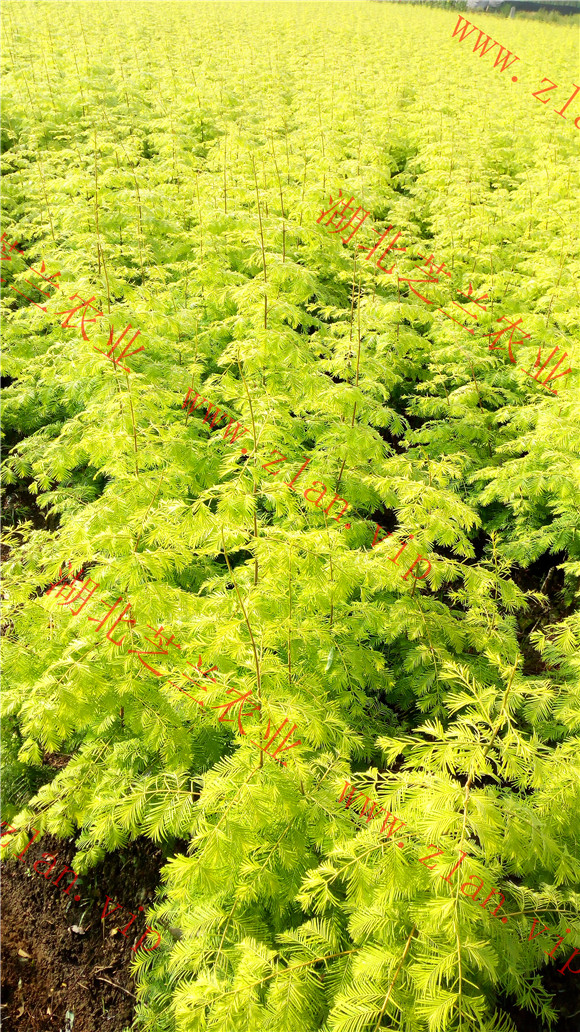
[337,779,580,974]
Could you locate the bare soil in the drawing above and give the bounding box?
[1,832,168,1032]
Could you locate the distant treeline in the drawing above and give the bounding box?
[371,0,580,23]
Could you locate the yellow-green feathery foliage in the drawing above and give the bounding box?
[2,3,579,1031]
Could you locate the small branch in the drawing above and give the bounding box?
[94,128,101,276]
[372,926,416,1032]
[336,259,361,491]
[287,547,292,687]
[252,155,267,330]
[351,266,362,428]
[95,976,136,999]
[124,371,139,476]
[184,322,199,428]
[236,351,259,584]
[36,152,56,245]
[223,131,227,214]
[134,473,165,552]
[221,530,261,702]
[270,133,286,262]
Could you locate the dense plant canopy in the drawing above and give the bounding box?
[1,2,579,1030]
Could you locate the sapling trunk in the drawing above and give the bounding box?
[35,153,57,245]
[270,133,286,262]
[94,129,101,276]
[236,351,259,585]
[252,155,268,331]
[223,133,227,214]
[287,548,292,686]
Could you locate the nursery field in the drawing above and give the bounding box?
[1,1,580,1031]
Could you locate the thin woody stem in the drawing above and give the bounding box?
[36,152,56,245]
[469,361,492,457]
[323,514,335,630]
[221,530,261,703]
[287,547,292,687]
[236,351,259,584]
[269,133,286,262]
[184,322,199,428]
[134,473,165,552]
[124,371,139,476]
[347,256,357,359]
[212,900,239,968]
[336,261,361,491]
[452,656,520,913]
[252,155,267,330]
[455,912,464,1032]
[351,265,362,428]
[463,656,520,799]
[196,172,204,269]
[414,594,440,686]
[98,108,145,284]
[94,128,101,276]
[235,353,259,457]
[372,926,416,1032]
[223,131,227,214]
[469,362,484,414]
